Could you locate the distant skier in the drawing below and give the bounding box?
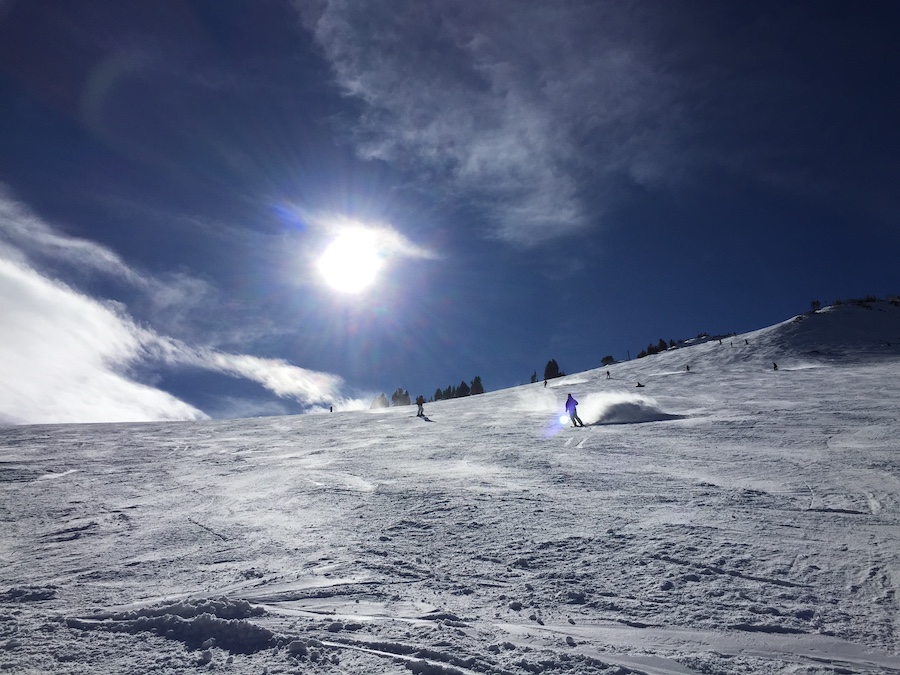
[686,364,690,372]
[773,362,778,371]
[606,370,611,379]
[415,395,426,417]
[565,394,584,427]
[636,382,645,388]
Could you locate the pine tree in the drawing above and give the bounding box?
[544,359,560,380]
[457,380,471,397]
[470,376,484,395]
[391,388,411,406]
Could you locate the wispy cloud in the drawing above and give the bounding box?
[0,189,224,338]
[0,191,361,424]
[298,209,439,260]
[298,1,900,237]
[0,189,147,284]
[295,1,686,246]
[144,336,345,409]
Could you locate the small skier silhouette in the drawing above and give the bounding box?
[415,395,426,417]
[636,382,645,388]
[773,362,778,371]
[565,394,584,427]
[606,370,611,379]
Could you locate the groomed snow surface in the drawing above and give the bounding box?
[3,301,900,674]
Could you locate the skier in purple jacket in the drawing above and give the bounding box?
[565,394,584,427]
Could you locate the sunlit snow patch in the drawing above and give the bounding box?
[35,469,78,480]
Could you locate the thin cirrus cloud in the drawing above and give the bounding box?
[298,209,439,260]
[295,1,686,247]
[0,191,223,339]
[0,192,357,424]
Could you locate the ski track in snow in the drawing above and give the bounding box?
[2,302,900,673]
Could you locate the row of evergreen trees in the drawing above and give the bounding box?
[636,338,674,359]
[391,388,411,406]
[370,388,413,409]
[370,376,485,409]
[433,376,484,400]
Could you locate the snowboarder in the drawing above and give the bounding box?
[565,394,584,427]
[415,395,426,417]
[636,382,645,388]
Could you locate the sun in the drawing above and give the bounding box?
[317,230,383,294]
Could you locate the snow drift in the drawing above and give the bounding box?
[578,392,682,425]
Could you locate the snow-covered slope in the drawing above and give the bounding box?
[2,302,900,674]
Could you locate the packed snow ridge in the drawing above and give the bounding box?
[2,300,900,674]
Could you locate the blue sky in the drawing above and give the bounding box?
[1,0,898,423]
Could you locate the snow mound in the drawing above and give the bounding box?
[67,597,273,654]
[92,596,265,621]
[579,392,681,425]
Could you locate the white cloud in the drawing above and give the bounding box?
[295,1,686,246]
[0,192,358,424]
[0,256,206,424]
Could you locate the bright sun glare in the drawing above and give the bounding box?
[317,230,383,294]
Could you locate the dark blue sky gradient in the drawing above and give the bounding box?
[1,0,898,419]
